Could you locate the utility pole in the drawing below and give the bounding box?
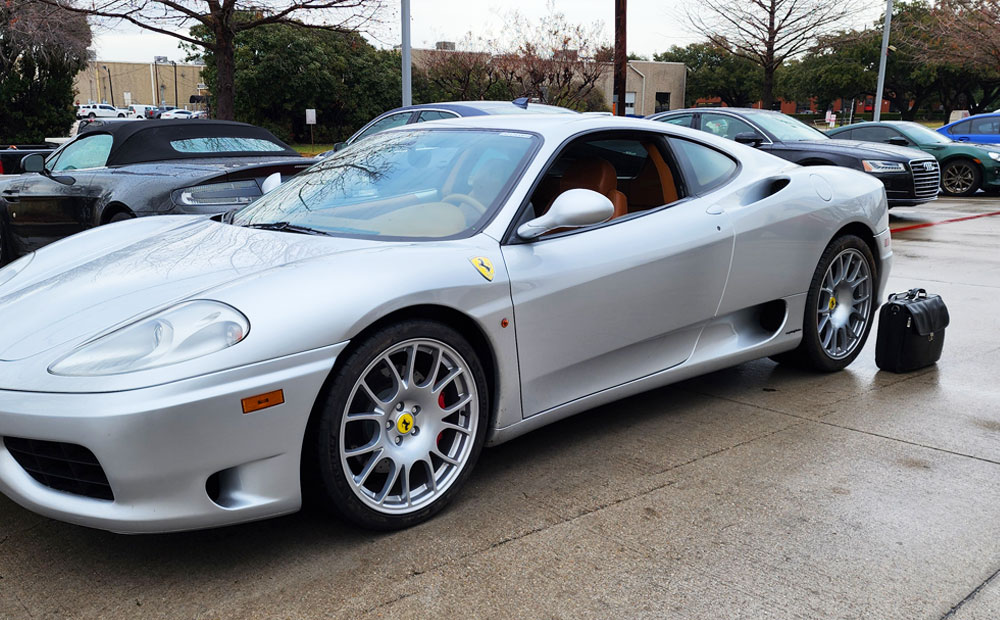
[401,0,412,106]
[614,0,627,116]
[103,65,115,107]
[172,61,179,108]
[873,0,893,122]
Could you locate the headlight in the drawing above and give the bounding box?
[862,160,907,173]
[988,152,1000,162]
[49,300,249,376]
[0,252,34,289]
[172,180,261,207]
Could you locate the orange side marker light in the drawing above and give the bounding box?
[242,389,285,414]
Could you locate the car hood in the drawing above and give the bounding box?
[0,216,377,362]
[780,139,929,160]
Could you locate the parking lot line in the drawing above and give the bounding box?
[891,209,1000,233]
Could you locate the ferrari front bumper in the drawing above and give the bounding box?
[0,342,345,533]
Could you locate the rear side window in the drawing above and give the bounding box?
[656,114,694,128]
[669,138,738,194]
[417,110,459,122]
[353,112,414,143]
[170,137,286,153]
[948,120,971,134]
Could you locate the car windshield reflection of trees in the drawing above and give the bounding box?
[231,129,535,239]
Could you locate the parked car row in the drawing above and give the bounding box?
[826,120,1000,196]
[76,104,208,120]
[646,107,941,207]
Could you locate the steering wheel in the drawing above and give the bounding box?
[442,193,487,216]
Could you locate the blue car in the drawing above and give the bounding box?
[937,113,1000,144]
[323,99,576,156]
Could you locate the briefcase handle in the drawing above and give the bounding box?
[888,288,927,302]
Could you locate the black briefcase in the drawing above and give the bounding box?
[875,288,950,373]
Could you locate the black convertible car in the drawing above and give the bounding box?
[0,120,315,263]
[647,108,940,207]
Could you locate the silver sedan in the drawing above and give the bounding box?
[0,115,891,533]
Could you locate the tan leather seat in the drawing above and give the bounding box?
[626,142,679,211]
[544,158,628,219]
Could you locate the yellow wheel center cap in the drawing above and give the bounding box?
[829,296,837,311]
[396,413,414,434]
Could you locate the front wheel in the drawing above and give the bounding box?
[941,159,981,196]
[773,235,877,372]
[308,320,489,530]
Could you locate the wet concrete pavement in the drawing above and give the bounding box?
[1,196,999,619]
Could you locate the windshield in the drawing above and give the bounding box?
[744,111,829,142]
[898,122,953,145]
[232,128,539,239]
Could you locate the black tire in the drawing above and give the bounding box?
[307,319,489,530]
[941,159,981,197]
[0,220,9,267]
[107,211,134,223]
[117,113,125,118]
[87,112,96,119]
[772,234,877,372]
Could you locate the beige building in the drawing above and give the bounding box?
[413,44,685,115]
[74,60,207,109]
[598,60,687,116]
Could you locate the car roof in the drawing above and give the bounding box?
[389,101,577,116]
[73,120,299,166]
[373,112,717,145]
[942,113,1000,127]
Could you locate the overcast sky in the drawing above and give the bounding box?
[92,0,881,63]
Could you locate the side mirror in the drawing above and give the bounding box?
[333,142,347,152]
[261,172,281,194]
[517,188,614,240]
[887,137,909,147]
[734,132,765,147]
[20,153,44,173]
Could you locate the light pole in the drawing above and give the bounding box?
[873,0,893,122]
[401,0,412,106]
[102,65,115,107]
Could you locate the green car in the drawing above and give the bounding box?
[827,121,1000,197]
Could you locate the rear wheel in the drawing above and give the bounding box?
[308,320,489,530]
[773,235,876,372]
[107,211,134,223]
[941,159,981,196]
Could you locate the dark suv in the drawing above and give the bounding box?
[648,107,940,207]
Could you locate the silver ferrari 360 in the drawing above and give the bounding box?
[0,114,891,532]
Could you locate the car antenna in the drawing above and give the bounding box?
[512,97,529,110]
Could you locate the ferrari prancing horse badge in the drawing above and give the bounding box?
[470,257,495,281]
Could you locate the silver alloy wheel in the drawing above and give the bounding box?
[943,162,976,194]
[816,248,872,360]
[340,338,479,514]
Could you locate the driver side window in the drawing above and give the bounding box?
[525,132,685,233]
[50,134,113,171]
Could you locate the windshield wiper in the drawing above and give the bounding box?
[243,221,333,236]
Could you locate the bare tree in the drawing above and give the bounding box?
[34,0,386,120]
[921,0,1000,67]
[686,0,862,109]
[1,1,90,67]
